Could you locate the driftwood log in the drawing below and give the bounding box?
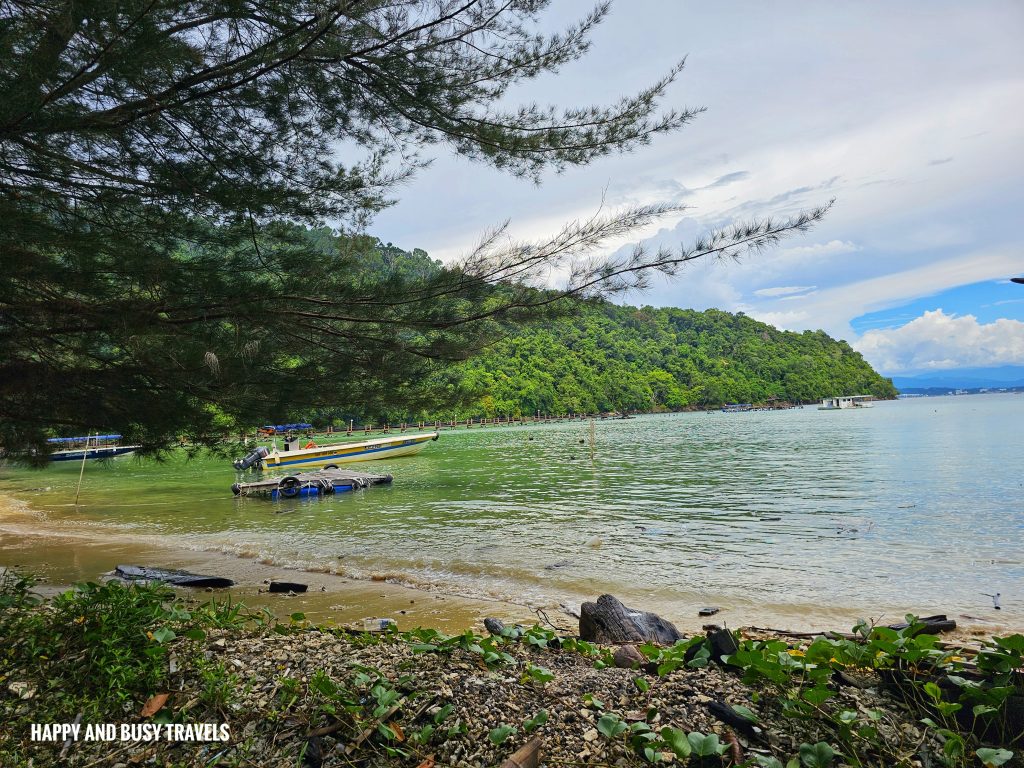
[579,594,683,645]
[742,614,957,641]
[499,737,541,768]
[114,565,234,588]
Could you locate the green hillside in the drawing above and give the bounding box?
[297,233,895,422]
[456,303,897,416]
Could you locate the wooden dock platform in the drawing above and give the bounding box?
[231,468,393,498]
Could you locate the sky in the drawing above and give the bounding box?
[371,2,1024,376]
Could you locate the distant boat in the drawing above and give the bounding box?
[721,403,753,413]
[233,432,439,471]
[818,395,874,410]
[48,434,140,462]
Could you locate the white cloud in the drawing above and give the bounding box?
[746,247,1023,338]
[774,240,861,259]
[753,285,816,297]
[854,309,1024,373]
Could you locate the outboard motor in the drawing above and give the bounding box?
[233,446,269,471]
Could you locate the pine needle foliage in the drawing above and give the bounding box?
[0,1,827,460]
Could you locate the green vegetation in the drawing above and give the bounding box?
[1,2,828,461]
[0,572,268,726]
[457,303,897,416]
[1,577,1019,767]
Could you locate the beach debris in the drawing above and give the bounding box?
[759,516,782,522]
[302,735,324,767]
[706,700,762,741]
[584,536,603,548]
[59,712,83,761]
[499,736,541,768]
[983,592,1002,610]
[7,681,35,699]
[113,565,233,588]
[698,606,721,617]
[579,594,683,645]
[361,617,396,632]
[886,614,957,635]
[140,693,170,718]
[268,581,308,594]
[544,560,574,570]
[559,602,582,619]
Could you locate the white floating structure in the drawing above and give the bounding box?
[818,395,874,410]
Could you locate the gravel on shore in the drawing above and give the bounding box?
[8,619,992,768]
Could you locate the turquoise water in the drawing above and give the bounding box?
[2,394,1022,627]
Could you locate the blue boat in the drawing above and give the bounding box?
[47,434,140,462]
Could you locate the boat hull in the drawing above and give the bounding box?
[50,446,139,462]
[260,432,438,469]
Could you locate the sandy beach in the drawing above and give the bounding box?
[3,491,1020,643]
[0,493,544,634]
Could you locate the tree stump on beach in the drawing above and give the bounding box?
[579,594,683,645]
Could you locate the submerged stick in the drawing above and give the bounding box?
[74,434,92,509]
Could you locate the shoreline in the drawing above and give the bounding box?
[3,491,1020,642]
[0,493,540,634]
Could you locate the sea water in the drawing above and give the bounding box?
[2,393,1022,628]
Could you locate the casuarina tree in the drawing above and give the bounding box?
[0,1,827,460]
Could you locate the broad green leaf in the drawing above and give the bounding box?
[799,741,835,767]
[687,732,725,757]
[976,748,1013,767]
[732,703,759,722]
[151,627,175,644]
[597,714,628,739]
[523,709,548,732]
[660,727,691,759]
[488,724,516,746]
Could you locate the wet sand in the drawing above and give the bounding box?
[2,493,1019,639]
[0,494,540,633]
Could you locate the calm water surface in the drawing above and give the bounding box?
[3,394,1022,626]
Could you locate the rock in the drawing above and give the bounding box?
[7,681,35,699]
[579,594,683,645]
[698,606,720,616]
[707,627,739,663]
[583,728,599,743]
[268,581,308,593]
[483,617,505,635]
[612,644,647,669]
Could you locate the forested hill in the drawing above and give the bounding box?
[298,233,895,420]
[456,303,897,416]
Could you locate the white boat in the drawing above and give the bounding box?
[818,395,874,410]
[233,432,439,471]
[48,434,140,462]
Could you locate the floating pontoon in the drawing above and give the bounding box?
[230,468,393,498]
